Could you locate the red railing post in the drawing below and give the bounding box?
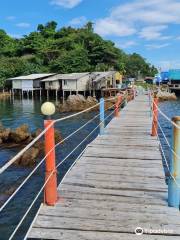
[44,120,58,206]
[115,94,122,117]
[151,97,158,136]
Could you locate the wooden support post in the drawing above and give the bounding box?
[168,116,180,208]
[44,120,58,206]
[151,98,158,136]
[99,98,105,135]
[115,94,122,117]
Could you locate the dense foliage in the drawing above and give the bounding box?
[0,21,157,87]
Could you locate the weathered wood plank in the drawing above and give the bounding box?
[28,95,180,240]
[29,229,180,240]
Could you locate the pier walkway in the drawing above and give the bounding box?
[28,95,180,239]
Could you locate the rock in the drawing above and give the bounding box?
[59,94,99,113]
[86,96,98,105]
[157,90,177,101]
[0,138,2,144]
[67,94,86,104]
[0,128,10,142]
[55,130,63,143]
[9,124,30,143]
[16,147,40,166]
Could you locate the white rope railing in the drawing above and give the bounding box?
[8,106,117,240]
[0,102,117,213]
[149,92,180,130]
[151,107,180,189]
[0,97,120,175]
[155,126,180,189]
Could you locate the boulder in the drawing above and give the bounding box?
[59,94,99,113]
[157,90,177,101]
[16,147,40,166]
[9,124,30,143]
[0,128,10,142]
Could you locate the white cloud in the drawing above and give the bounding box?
[146,43,170,50]
[69,16,87,26]
[50,0,82,8]
[158,60,180,69]
[16,22,31,28]
[176,36,180,40]
[116,41,137,49]
[94,0,180,39]
[94,18,136,37]
[111,0,180,25]
[6,16,16,21]
[139,25,168,40]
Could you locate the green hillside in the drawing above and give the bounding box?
[0,21,157,87]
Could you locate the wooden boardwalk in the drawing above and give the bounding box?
[28,95,180,240]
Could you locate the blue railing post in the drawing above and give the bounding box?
[100,98,105,135]
[168,116,180,208]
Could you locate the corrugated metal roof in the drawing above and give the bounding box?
[42,73,89,82]
[169,69,180,80]
[8,73,56,81]
[92,71,116,83]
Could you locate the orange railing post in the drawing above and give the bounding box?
[115,94,122,117]
[44,120,58,206]
[151,98,158,136]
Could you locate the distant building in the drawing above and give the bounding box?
[42,73,91,98]
[91,71,116,91]
[8,73,56,96]
[168,69,180,92]
[161,72,169,84]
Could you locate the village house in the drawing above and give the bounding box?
[8,73,56,97]
[41,72,91,99]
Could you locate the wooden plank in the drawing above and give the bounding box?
[28,95,180,240]
[29,229,180,240]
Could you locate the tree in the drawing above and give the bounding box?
[50,46,91,73]
[0,21,157,87]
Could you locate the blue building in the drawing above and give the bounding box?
[168,69,180,92]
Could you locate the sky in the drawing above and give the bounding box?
[1,0,180,70]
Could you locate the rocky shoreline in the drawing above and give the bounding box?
[0,123,62,167]
[0,92,11,99]
[57,93,133,113]
[156,89,177,101]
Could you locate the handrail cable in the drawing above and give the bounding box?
[0,102,117,212]
[8,106,117,240]
[149,93,180,130]
[151,110,180,189]
[0,97,121,175]
[157,120,180,161]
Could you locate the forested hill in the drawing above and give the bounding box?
[0,21,157,87]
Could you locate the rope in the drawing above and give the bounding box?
[151,110,180,189]
[0,103,116,212]
[0,103,102,175]
[8,107,117,240]
[150,94,180,130]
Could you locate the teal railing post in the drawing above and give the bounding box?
[168,116,180,208]
[100,98,105,135]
